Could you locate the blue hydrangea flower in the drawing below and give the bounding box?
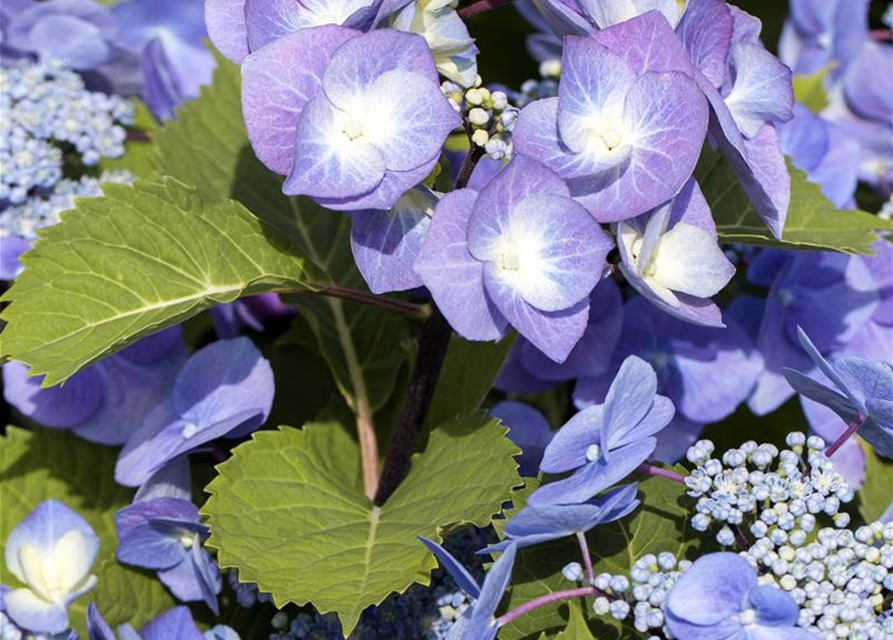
[240,27,459,210]
[2,500,98,634]
[665,552,818,640]
[784,328,893,458]
[530,356,674,507]
[110,0,216,120]
[778,0,870,76]
[115,498,222,613]
[115,337,274,487]
[617,178,735,328]
[574,297,763,463]
[88,603,239,640]
[520,0,682,38]
[513,13,709,222]
[679,0,793,238]
[490,401,553,477]
[417,538,517,640]
[415,155,613,362]
[3,327,186,445]
[481,483,639,553]
[211,293,295,338]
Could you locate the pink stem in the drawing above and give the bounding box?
[637,463,686,484]
[458,0,518,19]
[869,29,892,41]
[576,532,595,585]
[496,587,598,627]
[209,442,228,463]
[824,415,865,458]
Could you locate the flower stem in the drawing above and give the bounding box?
[497,587,599,627]
[281,284,430,320]
[577,532,595,585]
[869,29,892,41]
[458,0,518,19]
[824,414,866,458]
[637,463,687,484]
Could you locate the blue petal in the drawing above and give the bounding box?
[416,536,481,599]
[140,606,205,640]
[490,401,553,477]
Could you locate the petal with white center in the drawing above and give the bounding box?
[649,223,736,298]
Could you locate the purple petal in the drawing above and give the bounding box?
[414,188,508,341]
[652,417,706,464]
[844,42,892,124]
[494,344,554,394]
[140,607,204,640]
[513,97,583,178]
[311,154,438,211]
[601,356,658,447]
[676,0,733,88]
[205,0,249,63]
[3,361,103,429]
[592,9,695,76]
[490,401,553,477]
[350,187,434,294]
[540,404,603,474]
[471,543,516,627]
[191,543,222,615]
[417,537,481,599]
[723,43,794,139]
[666,552,754,625]
[87,603,116,640]
[0,234,30,280]
[16,12,110,69]
[244,0,317,51]
[5,591,70,635]
[134,456,193,503]
[242,25,358,175]
[117,523,188,571]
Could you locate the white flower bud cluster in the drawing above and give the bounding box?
[441,76,518,161]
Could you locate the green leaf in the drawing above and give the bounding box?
[793,65,834,114]
[497,469,698,640]
[91,561,177,630]
[0,427,160,633]
[0,178,321,386]
[203,415,521,635]
[555,602,596,640]
[426,334,515,429]
[858,439,893,524]
[695,147,888,254]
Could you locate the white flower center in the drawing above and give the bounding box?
[181,422,199,439]
[738,608,757,626]
[585,444,601,462]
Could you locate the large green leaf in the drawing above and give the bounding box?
[0,179,321,386]
[695,148,888,254]
[497,470,698,640]
[858,440,893,524]
[202,415,521,635]
[0,427,175,632]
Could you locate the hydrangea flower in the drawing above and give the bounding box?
[417,538,517,640]
[678,0,793,238]
[3,327,186,445]
[212,293,295,338]
[115,498,222,613]
[522,0,683,38]
[348,185,436,294]
[2,500,98,634]
[115,337,274,487]
[574,297,764,463]
[665,552,817,640]
[110,0,216,120]
[415,155,612,362]
[87,603,238,640]
[617,178,735,327]
[513,13,709,222]
[784,328,893,458]
[240,27,460,210]
[778,0,870,76]
[490,400,553,477]
[495,277,623,393]
[530,356,674,507]
[481,483,639,553]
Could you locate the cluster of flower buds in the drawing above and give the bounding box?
[441,77,518,161]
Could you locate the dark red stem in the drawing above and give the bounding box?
[824,415,866,458]
[458,0,518,19]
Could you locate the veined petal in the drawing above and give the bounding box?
[592,9,694,76]
[600,356,658,449]
[244,0,316,50]
[666,552,754,625]
[285,95,387,199]
[513,98,586,179]
[649,223,736,298]
[676,0,733,88]
[540,404,604,474]
[724,43,794,139]
[205,0,249,63]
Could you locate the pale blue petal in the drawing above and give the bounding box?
[539,405,603,474]
[666,552,754,625]
[723,43,794,139]
[205,0,249,63]
[417,536,481,599]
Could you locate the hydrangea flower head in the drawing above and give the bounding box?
[115,337,274,487]
[415,155,612,362]
[88,603,236,640]
[665,552,818,640]
[784,328,893,458]
[3,500,98,634]
[513,12,709,222]
[617,178,735,327]
[779,0,870,76]
[115,498,222,613]
[530,356,674,506]
[523,0,682,38]
[241,27,460,210]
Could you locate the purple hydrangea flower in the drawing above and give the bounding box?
[496,277,624,393]
[0,234,30,280]
[666,553,817,640]
[3,500,98,634]
[678,0,793,238]
[240,27,460,210]
[349,186,436,294]
[481,483,639,553]
[212,293,295,338]
[490,400,553,477]
[415,155,613,362]
[111,0,216,120]
[617,178,735,327]
[87,603,231,640]
[779,103,861,208]
[115,498,222,613]
[513,13,709,222]
[417,537,517,640]
[574,297,763,464]
[785,328,893,458]
[3,327,187,445]
[530,356,674,507]
[779,0,870,76]
[115,337,274,487]
[520,0,682,38]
